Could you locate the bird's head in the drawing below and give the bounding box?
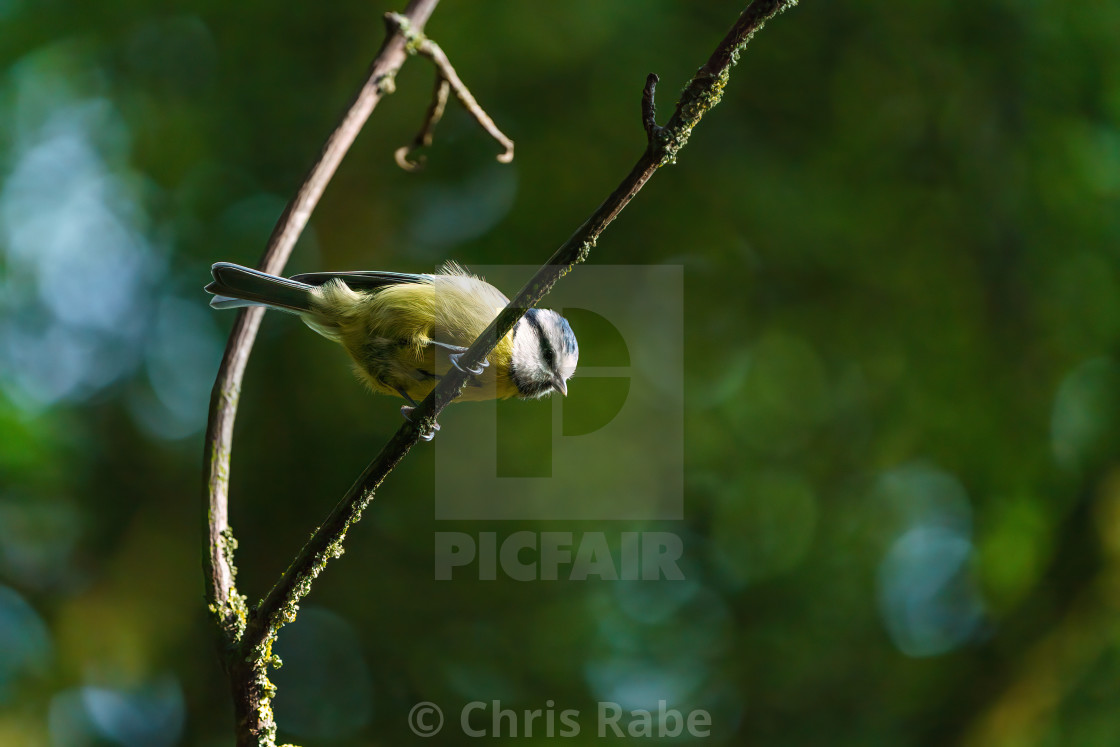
[509,308,578,399]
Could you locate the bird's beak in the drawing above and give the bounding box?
[553,376,568,397]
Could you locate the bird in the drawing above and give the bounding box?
[205,261,578,440]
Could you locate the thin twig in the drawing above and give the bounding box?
[395,75,451,171]
[387,12,516,163]
[244,0,797,665]
[201,1,443,744]
[642,73,661,142]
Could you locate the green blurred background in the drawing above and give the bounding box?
[3,0,1120,744]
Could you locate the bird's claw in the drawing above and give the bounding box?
[448,352,488,376]
[400,405,440,441]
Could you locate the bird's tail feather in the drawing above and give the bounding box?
[205,262,315,313]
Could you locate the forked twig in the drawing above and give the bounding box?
[387,12,516,165]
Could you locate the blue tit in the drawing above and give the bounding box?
[205,262,578,438]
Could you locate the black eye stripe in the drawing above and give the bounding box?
[527,310,558,369]
[539,335,556,368]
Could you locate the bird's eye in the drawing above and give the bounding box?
[538,335,557,369]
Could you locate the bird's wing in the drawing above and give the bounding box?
[287,270,432,290]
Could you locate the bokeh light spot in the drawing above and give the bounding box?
[1051,356,1120,472]
[0,585,51,703]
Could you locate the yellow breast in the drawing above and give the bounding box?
[307,274,520,402]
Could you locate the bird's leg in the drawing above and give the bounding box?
[394,387,440,441]
[428,340,489,375]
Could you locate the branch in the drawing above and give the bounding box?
[201,0,443,743]
[243,0,797,674]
